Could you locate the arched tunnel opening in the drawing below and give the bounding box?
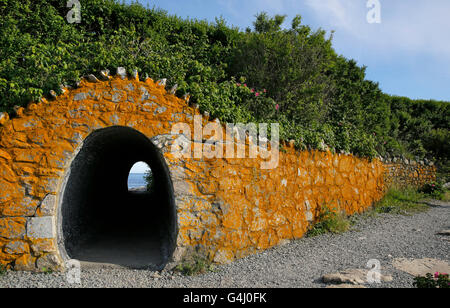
[127,162,153,192]
[58,126,177,270]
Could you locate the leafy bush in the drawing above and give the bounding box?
[307,205,350,237]
[413,272,450,289]
[144,169,154,191]
[0,0,448,165]
[436,159,450,184]
[420,182,445,200]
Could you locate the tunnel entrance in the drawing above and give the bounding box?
[58,126,177,270]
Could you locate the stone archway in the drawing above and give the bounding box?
[0,71,197,271]
[58,126,177,269]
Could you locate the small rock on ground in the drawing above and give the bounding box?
[326,284,367,289]
[437,230,450,236]
[322,268,393,286]
[392,258,450,277]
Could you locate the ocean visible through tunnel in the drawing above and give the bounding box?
[127,173,147,189]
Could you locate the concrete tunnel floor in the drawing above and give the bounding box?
[58,126,177,270]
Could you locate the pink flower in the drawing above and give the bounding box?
[435,272,440,278]
[243,84,247,87]
[236,83,241,87]
[275,104,280,111]
[263,89,267,93]
[251,88,255,93]
[255,92,260,97]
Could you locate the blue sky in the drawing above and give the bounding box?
[130,161,150,173]
[128,0,450,102]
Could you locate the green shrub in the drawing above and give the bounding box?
[436,159,450,184]
[144,169,154,191]
[413,272,450,289]
[420,182,445,200]
[0,0,448,164]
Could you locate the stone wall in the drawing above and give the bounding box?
[169,148,385,265]
[382,157,436,189]
[0,69,436,271]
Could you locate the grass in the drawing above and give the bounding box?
[307,205,351,237]
[174,253,216,276]
[442,189,450,202]
[373,187,430,215]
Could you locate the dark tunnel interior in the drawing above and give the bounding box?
[59,126,177,270]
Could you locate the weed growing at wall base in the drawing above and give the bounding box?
[0,264,6,276]
[174,254,216,276]
[307,205,350,237]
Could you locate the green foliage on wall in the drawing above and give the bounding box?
[0,0,448,169]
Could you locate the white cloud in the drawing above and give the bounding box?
[304,0,363,33]
[304,0,450,57]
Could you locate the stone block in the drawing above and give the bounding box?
[38,194,56,216]
[4,240,29,255]
[13,254,36,271]
[26,217,55,239]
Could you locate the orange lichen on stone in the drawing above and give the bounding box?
[0,72,437,271]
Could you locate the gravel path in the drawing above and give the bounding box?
[1,199,449,288]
